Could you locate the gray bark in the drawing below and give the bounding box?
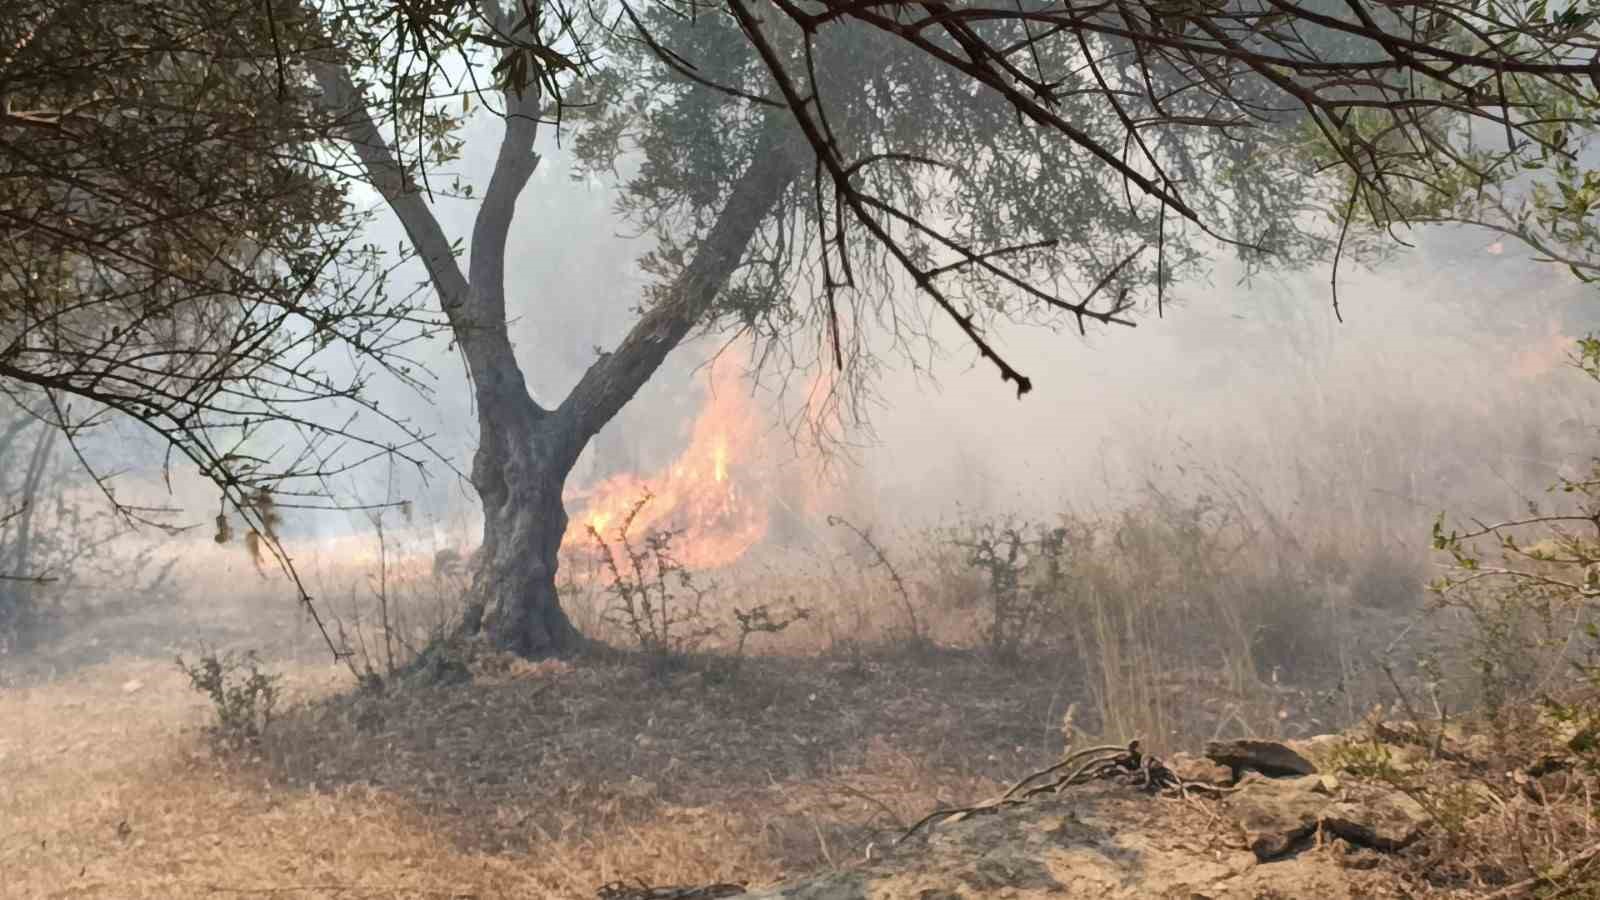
[466,137,800,655]
[319,53,800,654]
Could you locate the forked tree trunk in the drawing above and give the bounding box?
[320,46,801,657]
[465,140,797,656]
[461,394,583,656]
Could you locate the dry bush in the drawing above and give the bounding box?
[175,648,282,750]
[1341,345,1600,894]
[285,516,481,683]
[944,516,1072,663]
[587,493,721,668]
[895,475,1421,752]
[544,455,1432,753]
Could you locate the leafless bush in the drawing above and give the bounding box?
[275,506,482,688]
[949,516,1077,663]
[588,492,720,669]
[176,648,282,750]
[706,600,813,684]
[827,514,921,647]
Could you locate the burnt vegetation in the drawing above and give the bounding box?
[10,0,1600,896]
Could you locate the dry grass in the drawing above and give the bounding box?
[1304,712,1600,896]
[0,458,1514,900]
[0,637,1062,899]
[0,518,1368,900]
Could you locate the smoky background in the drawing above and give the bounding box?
[10,107,1597,707]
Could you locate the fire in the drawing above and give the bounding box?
[561,362,770,570]
[712,440,729,483]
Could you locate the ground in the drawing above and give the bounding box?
[0,591,1364,900]
[0,620,1077,898]
[0,543,1458,900]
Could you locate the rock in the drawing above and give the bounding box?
[1223,771,1428,862]
[1205,739,1318,779]
[1370,719,1490,767]
[121,679,144,694]
[1167,751,1233,784]
[1286,733,1346,768]
[1226,774,1329,860]
[1322,791,1429,852]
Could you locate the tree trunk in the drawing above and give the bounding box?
[320,49,802,657]
[460,391,584,656]
[1,418,56,644]
[587,420,635,483]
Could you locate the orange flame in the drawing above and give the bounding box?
[562,363,770,570]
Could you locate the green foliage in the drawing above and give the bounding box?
[322,0,593,157]
[1430,358,1600,725]
[1540,665,1600,773]
[177,649,283,749]
[1288,14,1600,286]
[1324,736,1419,783]
[2,0,449,562]
[568,4,1341,379]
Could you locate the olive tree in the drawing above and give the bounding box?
[301,0,1600,657]
[15,0,1588,658]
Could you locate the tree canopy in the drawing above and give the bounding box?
[1,0,448,558]
[363,0,1600,395]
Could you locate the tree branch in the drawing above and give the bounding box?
[311,62,471,309]
[558,122,802,452]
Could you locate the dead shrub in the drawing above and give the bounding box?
[947,515,1078,662]
[588,492,719,671]
[923,477,1405,748]
[176,648,282,749]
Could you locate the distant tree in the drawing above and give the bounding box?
[0,398,182,652]
[0,398,56,644]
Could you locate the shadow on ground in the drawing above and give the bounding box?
[260,646,1083,863]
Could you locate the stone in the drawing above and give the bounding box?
[1205,739,1318,779]
[1285,734,1346,768]
[1321,791,1429,852]
[1167,751,1233,785]
[1226,775,1328,860]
